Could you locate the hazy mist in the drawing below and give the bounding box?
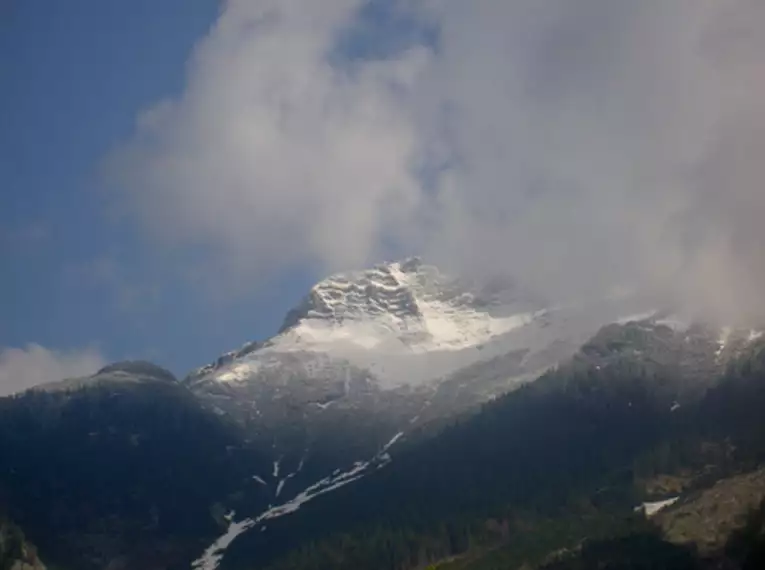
[112,0,765,326]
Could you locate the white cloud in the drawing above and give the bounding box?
[0,344,106,397]
[414,0,765,325]
[112,0,765,325]
[112,0,429,287]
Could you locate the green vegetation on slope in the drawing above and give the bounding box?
[218,338,765,570]
[0,379,271,570]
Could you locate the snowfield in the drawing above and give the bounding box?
[187,259,562,391]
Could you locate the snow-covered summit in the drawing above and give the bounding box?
[183,259,560,558]
[184,257,555,395]
[280,257,427,329]
[188,258,666,393]
[273,257,538,355]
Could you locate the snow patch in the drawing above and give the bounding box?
[216,362,261,383]
[272,459,280,478]
[381,431,404,453]
[192,515,253,570]
[192,430,407,570]
[272,309,536,355]
[717,327,733,357]
[637,497,680,517]
[275,465,301,498]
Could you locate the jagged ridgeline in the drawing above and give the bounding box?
[1,258,765,570]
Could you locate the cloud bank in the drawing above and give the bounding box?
[0,344,106,397]
[112,0,765,325]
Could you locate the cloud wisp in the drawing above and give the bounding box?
[111,0,428,286]
[111,0,765,325]
[0,344,106,397]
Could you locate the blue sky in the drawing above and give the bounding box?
[2,1,764,393]
[1,0,435,388]
[1,0,315,379]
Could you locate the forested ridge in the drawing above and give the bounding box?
[218,335,765,570]
[0,375,271,570]
[1,329,764,569]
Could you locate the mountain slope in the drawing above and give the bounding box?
[0,362,271,570]
[182,260,561,526]
[2,259,763,570]
[209,327,765,570]
[183,260,660,507]
[181,260,760,569]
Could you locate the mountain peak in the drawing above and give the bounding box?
[33,360,178,394]
[279,258,435,333]
[267,257,543,361]
[96,361,177,383]
[186,257,544,391]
